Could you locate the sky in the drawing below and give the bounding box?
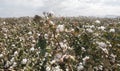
[0,0,120,17]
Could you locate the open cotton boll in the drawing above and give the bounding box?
[89,25,95,28]
[28,31,32,35]
[0,54,3,58]
[95,20,101,24]
[21,58,28,64]
[30,47,35,51]
[97,42,107,48]
[83,56,90,62]
[77,62,84,71]
[49,20,55,25]
[86,28,93,33]
[96,42,109,54]
[101,48,109,54]
[44,34,49,39]
[12,62,17,67]
[14,51,18,56]
[56,24,64,32]
[109,28,115,33]
[98,26,106,31]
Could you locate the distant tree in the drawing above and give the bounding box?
[33,15,42,24]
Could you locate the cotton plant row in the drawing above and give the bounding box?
[0,13,120,71]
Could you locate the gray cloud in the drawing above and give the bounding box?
[0,0,120,17]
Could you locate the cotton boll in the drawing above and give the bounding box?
[77,65,84,71]
[96,42,109,54]
[110,53,116,63]
[101,48,109,54]
[12,62,17,67]
[14,51,18,56]
[10,57,15,62]
[44,34,48,39]
[56,24,64,32]
[109,28,115,33]
[37,33,41,36]
[81,47,86,51]
[97,42,107,48]
[54,66,62,71]
[89,25,95,28]
[82,56,90,65]
[98,65,103,70]
[86,28,93,33]
[95,20,101,24]
[49,20,55,25]
[46,66,51,71]
[77,62,84,71]
[28,31,32,35]
[83,56,90,62]
[50,60,56,65]
[32,39,36,43]
[59,42,67,48]
[0,54,3,58]
[30,47,35,51]
[21,58,27,64]
[3,21,6,24]
[98,26,106,31]
[11,44,15,47]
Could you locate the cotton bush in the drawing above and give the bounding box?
[0,15,120,71]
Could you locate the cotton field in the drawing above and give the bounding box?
[0,14,120,71]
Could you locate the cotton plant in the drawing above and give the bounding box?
[0,15,120,71]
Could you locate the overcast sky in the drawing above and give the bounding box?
[0,0,120,17]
